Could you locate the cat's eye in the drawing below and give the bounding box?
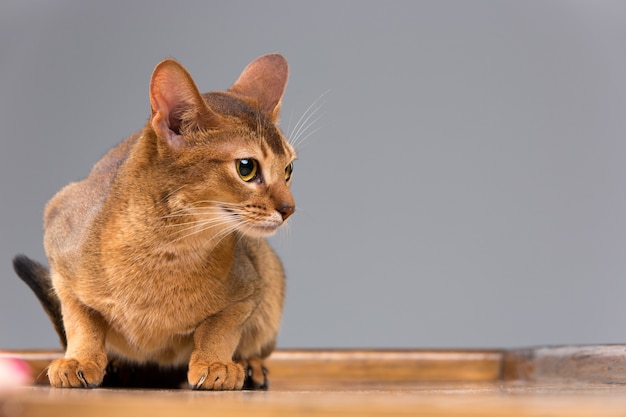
[236,159,258,182]
[285,162,294,182]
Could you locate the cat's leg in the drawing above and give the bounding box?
[241,356,269,390]
[236,325,277,390]
[187,300,257,390]
[235,304,279,390]
[232,239,284,390]
[236,267,283,389]
[47,275,108,388]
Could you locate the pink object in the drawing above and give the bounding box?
[0,358,33,389]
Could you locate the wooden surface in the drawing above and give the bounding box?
[2,346,626,416]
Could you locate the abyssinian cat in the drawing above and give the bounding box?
[13,53,295,390]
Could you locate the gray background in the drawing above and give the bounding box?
[1,1,625,350]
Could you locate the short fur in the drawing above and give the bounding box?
[13,54,295,390]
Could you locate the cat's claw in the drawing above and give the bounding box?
[188,361,245,390]
[48,358,104,388]
[191,373,207,390]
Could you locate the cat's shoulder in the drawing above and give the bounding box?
[43,132,140,255]
[90,132,140,178]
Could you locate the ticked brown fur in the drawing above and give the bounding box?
[19,54,295,390]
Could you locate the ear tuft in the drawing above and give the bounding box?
[229,53,289,123]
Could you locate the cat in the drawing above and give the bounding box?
[12,53,295,390]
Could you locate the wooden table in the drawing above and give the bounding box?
[2,345,626,416]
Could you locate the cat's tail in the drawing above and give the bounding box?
[12,255,67,349]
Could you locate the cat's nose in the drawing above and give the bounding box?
[277,204,295,221]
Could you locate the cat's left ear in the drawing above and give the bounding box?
[229,53,289,123]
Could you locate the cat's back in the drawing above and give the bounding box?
[43,133,139,262]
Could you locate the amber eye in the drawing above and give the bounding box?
[285,162,294,182]
[236,159,258,182]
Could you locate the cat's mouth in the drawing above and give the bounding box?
[247,224,281,237]
[222,206,283,238]
[242,217,284,238]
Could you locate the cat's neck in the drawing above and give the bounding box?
[103,134,239,266]
[110,188,238,260]
[100,202,238,284]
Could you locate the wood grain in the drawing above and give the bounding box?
[502,344,626,383]
[267,349,502,388]
[2,346,626,416]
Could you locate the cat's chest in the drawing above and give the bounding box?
[92,248,234,329]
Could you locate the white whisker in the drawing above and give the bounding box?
[188,200,246,209]
[288,90,329,148]
[290,106,324,147]
[157,200,245,221]
[277,219,292,241]
[291,123,324,150]
[168,217,238,244]
[166,217,232,238]
[159,216,228,229]
[208,221,245,247]
[159,185,187,203]
[289,90,328,138]
[158,210,222,221]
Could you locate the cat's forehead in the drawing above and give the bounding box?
[256,125,295,160]
[204,92,295,160]
[232,129,296,163]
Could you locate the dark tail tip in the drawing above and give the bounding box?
[12,254,67,349]
[13,255,45,283]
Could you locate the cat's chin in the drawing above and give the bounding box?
[241,225,281,238]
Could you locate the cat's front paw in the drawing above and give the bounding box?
[48,358,105,388]
[188,361,245,390]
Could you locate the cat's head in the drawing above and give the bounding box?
[146,54,295,240]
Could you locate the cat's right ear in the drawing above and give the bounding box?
[229,53,289,123]
[149,59,222,150]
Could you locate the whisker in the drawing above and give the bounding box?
[291,122,325,150]
[169,221,227,237]
[284,107,295,141]
[289,90,329,147]
[156,201,245,221]
[236,221,258,243]
[187,200,246,209]
[156,205,194,219]
[158,216,228,229]
[151,198,252,245]
[291,206,312,223]
[158,210,222,221]
[165,215,238,235]
[289,91,327,139]
[208,218,249,247]
[183,206,244,213]
[159,185,187,204]
[168,218,238,244]
[277,219,292,241]
[291,105,324,146]
[215,224,244,247]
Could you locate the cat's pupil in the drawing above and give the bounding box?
[237,159,258,182]
[240,159,253,176]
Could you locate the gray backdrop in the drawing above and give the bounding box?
[1,1,625,350]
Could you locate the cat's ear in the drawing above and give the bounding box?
[229,53,289,123]
[149,59,222,150]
